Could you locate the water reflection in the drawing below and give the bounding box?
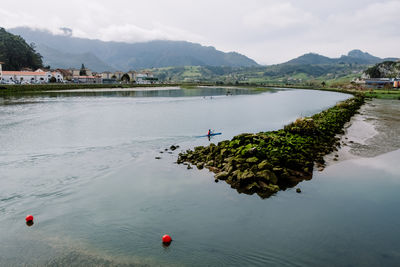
[0,86,277,100]
[210,165,313,199]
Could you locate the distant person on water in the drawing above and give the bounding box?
[207,129,212,141]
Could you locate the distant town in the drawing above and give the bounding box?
[0,63,158,85]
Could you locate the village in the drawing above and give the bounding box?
[0,61,399,89]
[357,77,400,89]
[0,62,158,85]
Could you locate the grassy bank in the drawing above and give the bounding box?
[0,83,183,95]
[177,96,365,198]
[363,89,400,100]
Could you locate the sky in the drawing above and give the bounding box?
[0,0,399,64]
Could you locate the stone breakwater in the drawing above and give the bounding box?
[177,96,365,198]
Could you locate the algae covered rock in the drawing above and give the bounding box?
[258,160,273,170]
[196,163,204,170]
[256,170,278,184]
[215,171,229,180]
[238,170,255,181]
[246,157,259,163]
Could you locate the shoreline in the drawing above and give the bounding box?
[324,98,400,166]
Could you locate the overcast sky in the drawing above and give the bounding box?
[1,0,399,64]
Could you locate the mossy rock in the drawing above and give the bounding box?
[238,170,255,180]
[258,160,273,170]
[258,181,279,192]
[245,182,260,191]
[196,163,204,170]
[257,170,278,184]
[220,149,228,157]
[215,171,229,180]
[246,157,259,163]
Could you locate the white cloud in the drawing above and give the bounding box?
[243,3,314,29]
[94,23,204,43]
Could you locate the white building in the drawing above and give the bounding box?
[51,71,64,82]
[1,70,64,84]
[0,63,64,84]
[135,72,157,84]
[2,70,51,83]
[101,71,113,79]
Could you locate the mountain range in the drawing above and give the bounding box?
[9,27,259,72]
[6,26,398,80]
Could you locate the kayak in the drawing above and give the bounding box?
[197,132,222,138]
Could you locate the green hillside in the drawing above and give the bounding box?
[147,63,365,86]
[147,50,398,86]
[364,61,400,78]
[0,28,43,70]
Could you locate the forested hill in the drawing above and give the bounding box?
[286,50,397,65]
[364,61,400,78]
[0,28,43,70]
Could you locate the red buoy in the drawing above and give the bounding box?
[162,234,172,244]
[25,215,34,222]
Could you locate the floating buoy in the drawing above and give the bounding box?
[162,234,172,244]
[25,215,34,222]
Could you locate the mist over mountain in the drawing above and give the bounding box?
[36,44,114,71]
[286,50,397,65]
[9,27,259,72]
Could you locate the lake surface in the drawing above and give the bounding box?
[0,87,399,266]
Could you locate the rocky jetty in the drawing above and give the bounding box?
[177,96,364,198]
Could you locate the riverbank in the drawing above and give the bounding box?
[324,98,400,166]
[177,96,365,198]
[0,83,185,95]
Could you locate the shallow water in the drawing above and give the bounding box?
[1,87,398,266]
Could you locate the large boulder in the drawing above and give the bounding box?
[256,170,278,184]
[215,171,229,180]
[238,170,255,181]
[258,160,273,170]
[246,157,259,163]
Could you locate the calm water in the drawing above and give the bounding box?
[0,87,399,266]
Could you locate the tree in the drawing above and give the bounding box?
[321,81,326,87]
[121,73,130,82]
[383,83,393,90]
[79,63,87,76]
[364,65,381,78]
